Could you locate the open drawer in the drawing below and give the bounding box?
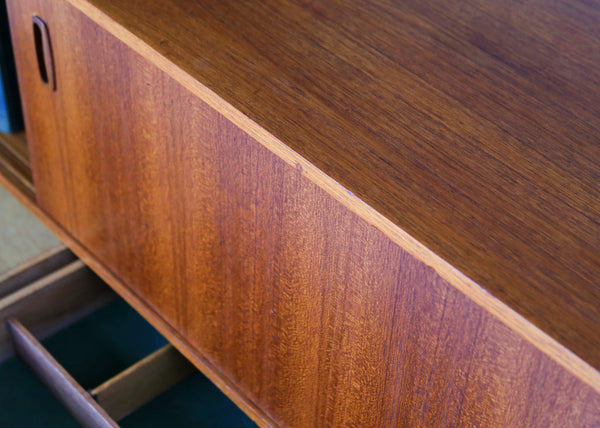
[0,248,255,427]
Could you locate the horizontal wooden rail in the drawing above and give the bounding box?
[0,245,75,299]
[0,131,33,197]
[90,344,196,420]
[0,259,116,362]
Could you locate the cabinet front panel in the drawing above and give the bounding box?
[7,0,76,229]
[8,0,600,426]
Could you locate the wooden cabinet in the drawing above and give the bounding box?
[3,0,600,426]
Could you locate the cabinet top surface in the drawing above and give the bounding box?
[79,0,599,367]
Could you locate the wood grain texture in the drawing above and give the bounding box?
[90,345,196,421]
[59,0,600,371]
[6,317,119,428]
[0,155,276,427]
[0,131,33,196]
[0,132,29,167]
[7,0,600,425]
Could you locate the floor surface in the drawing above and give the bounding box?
[0,185,60,275]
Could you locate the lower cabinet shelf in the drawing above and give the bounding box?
[0,131,32,198]
[0,251,256,427]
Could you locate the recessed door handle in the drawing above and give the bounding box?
[32,15,56,91]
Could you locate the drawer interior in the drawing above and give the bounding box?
[1,268,256,427]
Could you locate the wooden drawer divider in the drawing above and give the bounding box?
[0,244,75,299]
[90,345,196,421]
[7,317,197,426]
[2,252,198,426]
[7,317,119,428]
[0,252,116,362]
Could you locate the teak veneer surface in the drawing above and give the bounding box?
[73,0,600,370]
[9,2,600,421]
[5,0,600,425]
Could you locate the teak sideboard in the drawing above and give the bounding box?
[1,0,599,426]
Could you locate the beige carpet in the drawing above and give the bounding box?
[0,185,60,274]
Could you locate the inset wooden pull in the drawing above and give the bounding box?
[32,15,56,91]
